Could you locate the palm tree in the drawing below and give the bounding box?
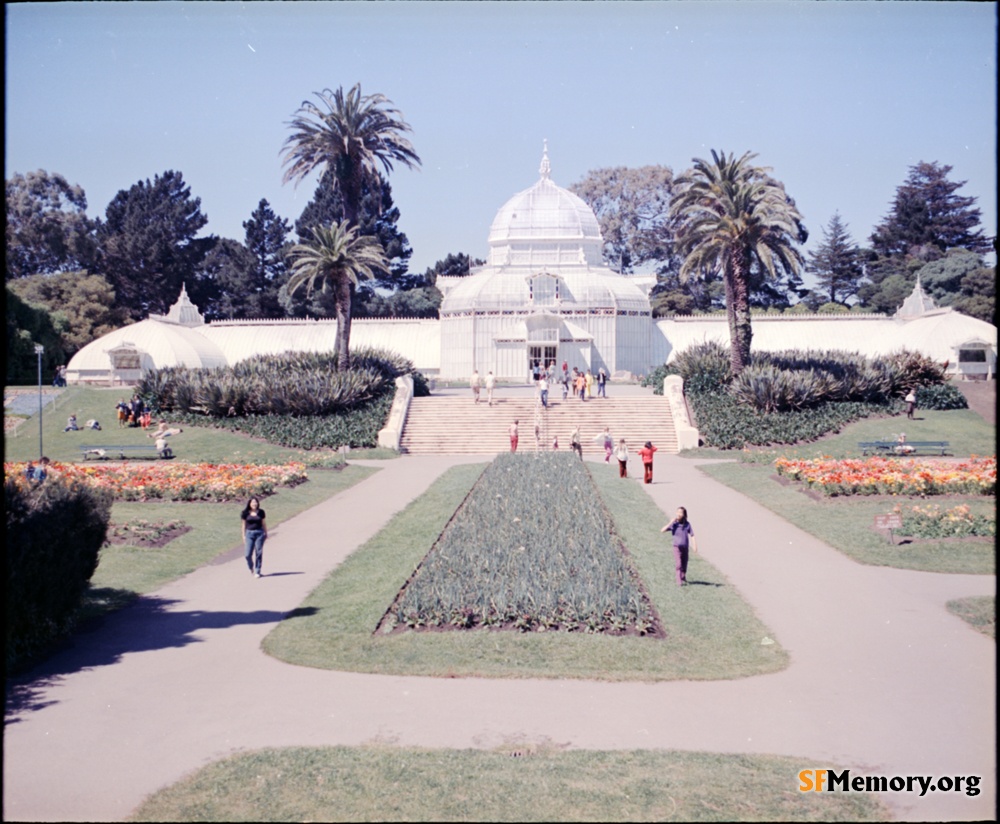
[285,222,387,370]
[281,84,421,369]
[670,150,806,375]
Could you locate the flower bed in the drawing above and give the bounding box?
[379,453,663,636]
[893,503,995,539]
[773,455,996,497]
[4,461,308,502]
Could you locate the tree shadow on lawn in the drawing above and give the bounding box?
[5,596,318,723]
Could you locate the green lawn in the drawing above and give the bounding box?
[696,462,994,574]
[681,406,994,574]
[78,465,379,625]
[684,406,995,462]
[4,385,348,466]
[128,746,888,823]
[262,461,789,681]
[947,596,996,639]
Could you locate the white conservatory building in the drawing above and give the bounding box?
[434,145,660,379]
[66,147,996,385]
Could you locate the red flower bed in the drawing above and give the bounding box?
[773,455,995,497]
[5,461,308,502]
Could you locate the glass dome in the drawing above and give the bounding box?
[486,143,605,268]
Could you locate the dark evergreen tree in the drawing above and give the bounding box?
[242,199,292,316]
[870,161,988,257]
[295,172,413,293]
[420,252,485,285]
[95,170,213,319]
[806,213,865,305]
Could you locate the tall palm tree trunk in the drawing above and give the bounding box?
[334,177,363,372]
[336,275,353,371]
[726,251,753,375]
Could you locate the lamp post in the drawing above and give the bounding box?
[34,344,44,459]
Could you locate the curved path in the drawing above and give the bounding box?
[4,454,995,822]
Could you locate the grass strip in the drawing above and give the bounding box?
[684,407,995,462]
[128,745,888,822]
[946,596,996,639]
[696,462,995,574]
[262,462,788,681]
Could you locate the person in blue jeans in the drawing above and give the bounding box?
[661,506,697,586]
[241,496,268,578]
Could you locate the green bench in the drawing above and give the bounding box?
[858,440,950,456]
[79,444,174,460]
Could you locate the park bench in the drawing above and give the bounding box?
[79,444,174,460]
[858,440,950,456]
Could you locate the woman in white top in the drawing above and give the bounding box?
[615,438,629,478]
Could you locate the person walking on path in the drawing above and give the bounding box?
[551,434,559,450]
[570,425,583,460]
[585,369,594,399]
[509,419,519,452]
[904,388,917,420]
[485,371,496,406]
[240,497,268,578]
[470,369,482,404]
[560,366,570,400]
[539,373,549,408]
[615,438,629,478]
[593,426,614,463]
[638,440,658,484]
[597,368,607,398]
[575,370,587,402]
[661,506,697,586]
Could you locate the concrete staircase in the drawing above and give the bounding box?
[399,389,678,455]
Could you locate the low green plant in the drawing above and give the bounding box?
[915,383,969,410]
[896,503,995,539]
[6,474,112,670]
[383,453,660,635]
[136,346,414,420]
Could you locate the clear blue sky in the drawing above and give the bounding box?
[6,1,997,281]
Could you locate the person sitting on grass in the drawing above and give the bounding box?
[85,419,102,431]
[64,414,79,432]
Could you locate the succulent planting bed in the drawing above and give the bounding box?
[377,453,665,637]
[105,519,192,548]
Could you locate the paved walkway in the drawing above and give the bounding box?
[3,454,995,822]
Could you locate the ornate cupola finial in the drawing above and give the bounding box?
[539,139,551,180]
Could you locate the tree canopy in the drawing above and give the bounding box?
[285,222,387,369]
[670,150,807,374]
[7,271,128,357]
[806,212,865,306]
[96,170,213,320]
[569,166,678,274]
[281,84,420,370]
[870,161,988,258]
[6,170,98,279]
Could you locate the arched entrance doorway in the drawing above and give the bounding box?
[525,314,559,377]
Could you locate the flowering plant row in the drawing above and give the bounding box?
[380,453,663,636]
[773,455,996,497]
[4,462,308,502]
[893,503,995,539]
